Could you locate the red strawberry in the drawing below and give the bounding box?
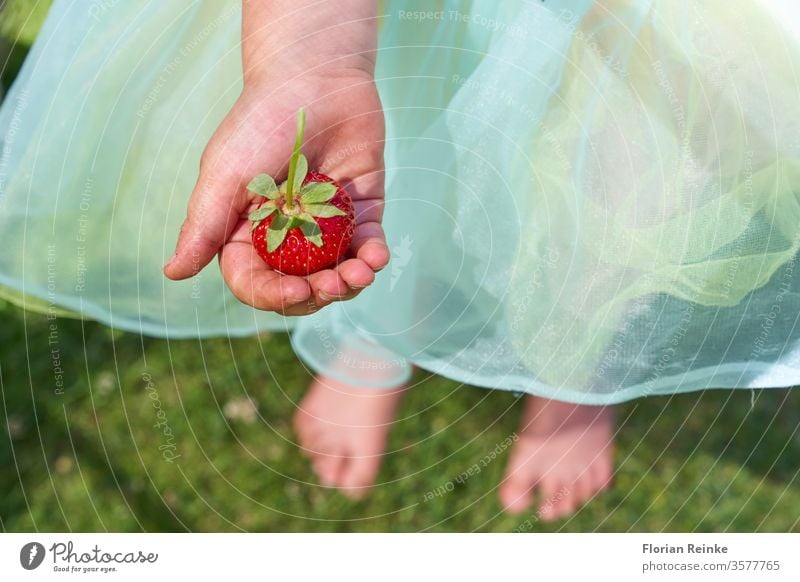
[247,109,355,276]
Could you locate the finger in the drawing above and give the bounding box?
[307,268,349,303]
[336,258,375,290]
[219,240,311,312]
[351,221,390,272]
[164,155,249,280]
[165,105,298,280]
[281,300,322,317]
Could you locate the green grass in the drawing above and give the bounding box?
[2,0,800,533]
[1,304,799,532]
[0,0,51,90]
[0,0,51,42]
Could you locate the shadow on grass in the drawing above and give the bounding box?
[622,388,800,483]
[1,39,31,95]
[1,301,799,532]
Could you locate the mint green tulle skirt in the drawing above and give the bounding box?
[2,0,800,403]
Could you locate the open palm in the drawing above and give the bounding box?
[164,73,388,315]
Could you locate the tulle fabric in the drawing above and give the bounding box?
[2,0,800,402]
[0,0,286,337]
[292,0,800,402]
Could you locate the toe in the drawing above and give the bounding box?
[293,414,311,453]
[499,481,535,515]
[293,410,318,457]
[537,478,572,522]
[591,458,614,494]
[552,487,578,520]
[313,451,345,487]
[573,471,594,504]
[499,435,539,514]
[339,454,382,500]
[499,465,536,515]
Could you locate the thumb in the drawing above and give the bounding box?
[163,155,248,281]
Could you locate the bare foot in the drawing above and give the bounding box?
[293,375,406,499]
[499,396,614,520]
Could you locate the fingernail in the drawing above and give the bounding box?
[285,295,309,306]
[318,292,335,302]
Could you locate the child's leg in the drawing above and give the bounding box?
[294,374,407,499]
[500,396,614,520]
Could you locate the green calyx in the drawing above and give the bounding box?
[246,108,346,253]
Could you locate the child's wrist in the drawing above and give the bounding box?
[241,0,377,88]
[243,51,375,90]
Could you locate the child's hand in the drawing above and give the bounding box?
[164,0,388,315]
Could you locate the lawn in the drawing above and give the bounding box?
[1,0,799,533]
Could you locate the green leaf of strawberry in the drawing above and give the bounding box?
[297,213,323,247]
[267,213,290,252]
[248,202,277,221]
[247,174,279,199]
[248,201,278,231]
[299,182,337,204]
[303,203,347,218]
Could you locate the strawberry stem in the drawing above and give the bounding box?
[284,108,306,210]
